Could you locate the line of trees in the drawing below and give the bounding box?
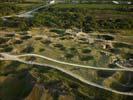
[0,4,132,32]
[32,12,133,32]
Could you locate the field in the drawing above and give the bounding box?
[0,2,133,100]
[0,1,45,17]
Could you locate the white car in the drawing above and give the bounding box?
[50,0,55,4]
[112,1,119,4]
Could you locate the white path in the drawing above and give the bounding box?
[17,53,133,71]
[1,1,55,19]
[3,58,133,96]
[1,53,133,96]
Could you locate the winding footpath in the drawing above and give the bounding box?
[17,53,133,72]
[1,2,55,19]
[0,53,133,96]
[0,1,133,96]
[1,53,133,72]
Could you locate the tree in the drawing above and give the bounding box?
[65,52,74,60]
[82,16,97,32]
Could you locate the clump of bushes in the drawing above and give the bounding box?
[82,16,97,32]
[113,42,132,49]
[109,48,121,54]
[34,37,43,40]
[79,55,94,61]
[64,52,74,60]
[39,48,45,52]
[5,33,15,37]
[125,53,133,60]
[81,48,91,53]
[41,39,52,45]
[19,32,28,35]
[53,43,65,50]
[50,29,65,35]
[0,3,22,17]
[97,71,115,78]
[4,46,13,52]
[21,35,32,40]
[97,35,114,40]
[0,37,9,44]
[22,46,34,53]
[64,47,78,60]
[13,39,23,44]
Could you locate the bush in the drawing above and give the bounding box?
[39,48,45,52]
[65,53,74,60]
[80,55,93,61]
[21,35,32,40]
[41,39,52,45]
[81,48,91,53]
[53,43,65,50]
[109,48,121,54]
[113,42,132,49]
[22,46,34,53]
[19,32,28,35]
[97,35,114,40]
[50,29,65,35]
[115,19,131,29]
[69,47,78,54]
[97,71,115,78]
[125,53,133,60]
[13,39,23,44]
[0,37,8,44]
[4,46,13,52]
[82,16,97,32]
[5,33,15,37]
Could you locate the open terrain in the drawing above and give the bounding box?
[0,1,133,100]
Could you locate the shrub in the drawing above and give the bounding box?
[97,35,114,40]
[81,48,91,53]
[65,53,74,60]
[50,29,65,35]
[39,48,45,52]
[69,47,78,54]
[53,43,65,50]
[80,55,93,61]
[4,46,13,52]
[21,35,32,40]
[113,42,132,49]
[41,39,52,45]
[22,46,34,53]
[82,16,97,32]
[5,33,15,37]
[125,53,133,60]
[0,37,8,44]
[13,39,23,44]
[97,71,115,78]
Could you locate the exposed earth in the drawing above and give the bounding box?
[0,0,133,100]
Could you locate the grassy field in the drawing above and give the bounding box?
[53,4,132,9]
[51,3,133,18]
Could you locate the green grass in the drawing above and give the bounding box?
[51,4,133,20]
[53,4,132,10]
[0,2,44,17]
